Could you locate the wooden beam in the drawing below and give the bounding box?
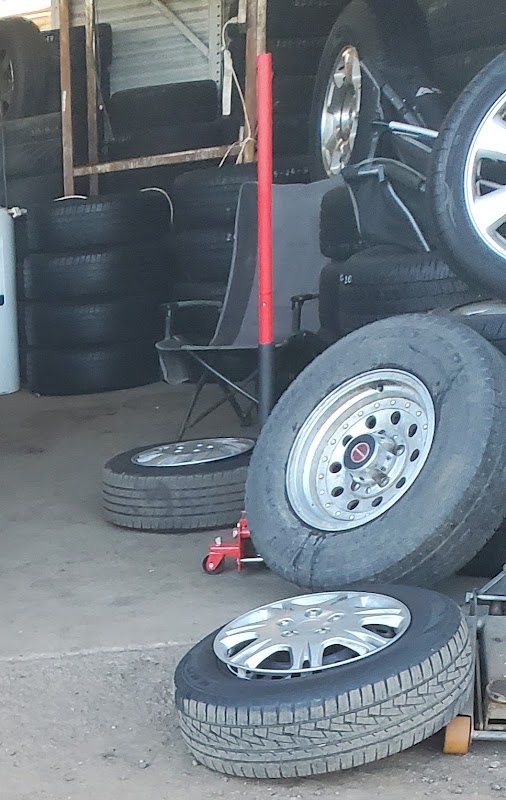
[243,0,258,163]
[73,145,241,176]
[85,0,99,194]
[151,0,209,57]
[59,0,74,195]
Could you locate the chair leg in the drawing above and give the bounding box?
[178,373,206,440]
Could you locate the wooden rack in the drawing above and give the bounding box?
[58,0,267,195]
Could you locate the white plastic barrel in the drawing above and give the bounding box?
[0,207,19,394]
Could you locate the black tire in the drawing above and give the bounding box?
[273,75,315,115]
[102,440,253,532]
[319,182,361,261]
[455,310,506,356]
[108,81,219,136]
[309,0,446,179]
[333,247,484,336]
[26,191,171,252]
[20,242,169,301]
[174,229,234,283]
[230,35,327,79]
[0,113,64,179]
[273,113,309,157]
[175,584,473,778]
[430,53,506,299]
[43,24,113,70]
[20,297,164,348]
[461,521,506,578]
[0,17,50,119]
[0,172,63,210]
[108,118,238,160]
[267,0,342,38]
[171,282,227,302]
[25,341,160,396]
[245,314,506,589]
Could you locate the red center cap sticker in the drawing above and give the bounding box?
[350,442,371,464]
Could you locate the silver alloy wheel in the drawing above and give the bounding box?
[0,49,13,114]
[286,369,435,532]
[464,88,506,261]
[320,45,362,176]
[132,437,254,468]
[454,300,506,316]
[213,591,411,679]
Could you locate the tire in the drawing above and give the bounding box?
[0,172,63,210]
[245,314,506,589]
[26,191,171,252]
[461,521,506,578]
[20,242,169,301]
[102,439,253,532]
[108,118,238,160]
[175,584,473,778]
[273,75,315,115]
[319,183,361,261]
[0,17,50,120]
[273,113,309,157]
[429,53,506,299]
[43,24,113,70]
[230,35,327,79]
[455,309,506,356]
[108,81,219,136]
[20,297,164,348]
[174,229,234,283]
[267,0,342,38]
[171,282,227,302]
[0,113,64,178]
[309,0,446,179]
[335,247,484,336]
[25,341,160,396]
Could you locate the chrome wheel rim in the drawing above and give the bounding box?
[464,88,506,261]
[286,370,435,532]
[320,45,362,176]
[0,50,14,115]
[454,300,506,316]
[132,437,254,467]
[214,591,411,679]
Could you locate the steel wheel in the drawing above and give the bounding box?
[464,88,506,261]
[286,369,435,532]
[320,45,362,176]
[131,438,254,468]
[213,591,411,680]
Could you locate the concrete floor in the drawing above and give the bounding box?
[1,383,505,800]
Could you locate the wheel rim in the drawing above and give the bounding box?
[214,591,411,679]
[464,88,506,262]
[286,369,435,532]
[454,300,506,316]
[131,437,254,467]
[320,45,362,176]
[0,50,14,115]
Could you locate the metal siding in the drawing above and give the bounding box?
[68,0,217,92]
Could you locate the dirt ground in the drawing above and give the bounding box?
[0,383,504,799]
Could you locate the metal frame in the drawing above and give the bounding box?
[58,0,267,194]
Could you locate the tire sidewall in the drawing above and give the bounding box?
[105,442,254,481]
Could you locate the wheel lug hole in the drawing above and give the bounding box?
[305,609,322,618]
[391,411,401,425]
[366,416,376,429]
[408,424,418,438]
[351,481,360,492]
[343,435,352,446]
[329,462,342,474]
[395,444,405,456]
[347,500,359,511]
[410,449,420,462]
[332,487,344,498]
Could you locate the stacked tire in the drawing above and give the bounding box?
[170,158,311,302]
[18,191,172,395]
[228,0,343,160]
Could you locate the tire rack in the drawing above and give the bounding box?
[57,0,268,195]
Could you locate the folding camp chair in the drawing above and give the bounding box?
[156,178,334,438]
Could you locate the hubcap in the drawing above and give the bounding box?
[320,45,362,176]
[464,88,506,261]
[132,438,254,467]
[214,591,411,679]
[286,370,435,531]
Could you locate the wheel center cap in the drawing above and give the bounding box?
[344,434,376,470]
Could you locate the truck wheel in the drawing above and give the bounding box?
[245,314,506,589]
[430,53,506,299]
[175,585,473,778]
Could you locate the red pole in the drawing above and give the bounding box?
[257,52,274,426]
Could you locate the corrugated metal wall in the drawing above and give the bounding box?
[66,0,224,93]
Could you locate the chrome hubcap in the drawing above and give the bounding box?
[320,45,362,176]
[214,591,411,679]
[132,437,254,467]
[464,88,506,261]
[286,370,435,531]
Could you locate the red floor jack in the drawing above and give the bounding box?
[202,54,274,577]
[202,517,264,575]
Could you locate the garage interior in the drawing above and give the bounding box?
[3,0,506,797]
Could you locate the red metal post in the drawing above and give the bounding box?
[256,52,274,426]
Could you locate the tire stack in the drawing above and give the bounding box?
[228,0,342,160]
[18,191,172,396]
[170,158,311,303]
[102,81,240,195]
